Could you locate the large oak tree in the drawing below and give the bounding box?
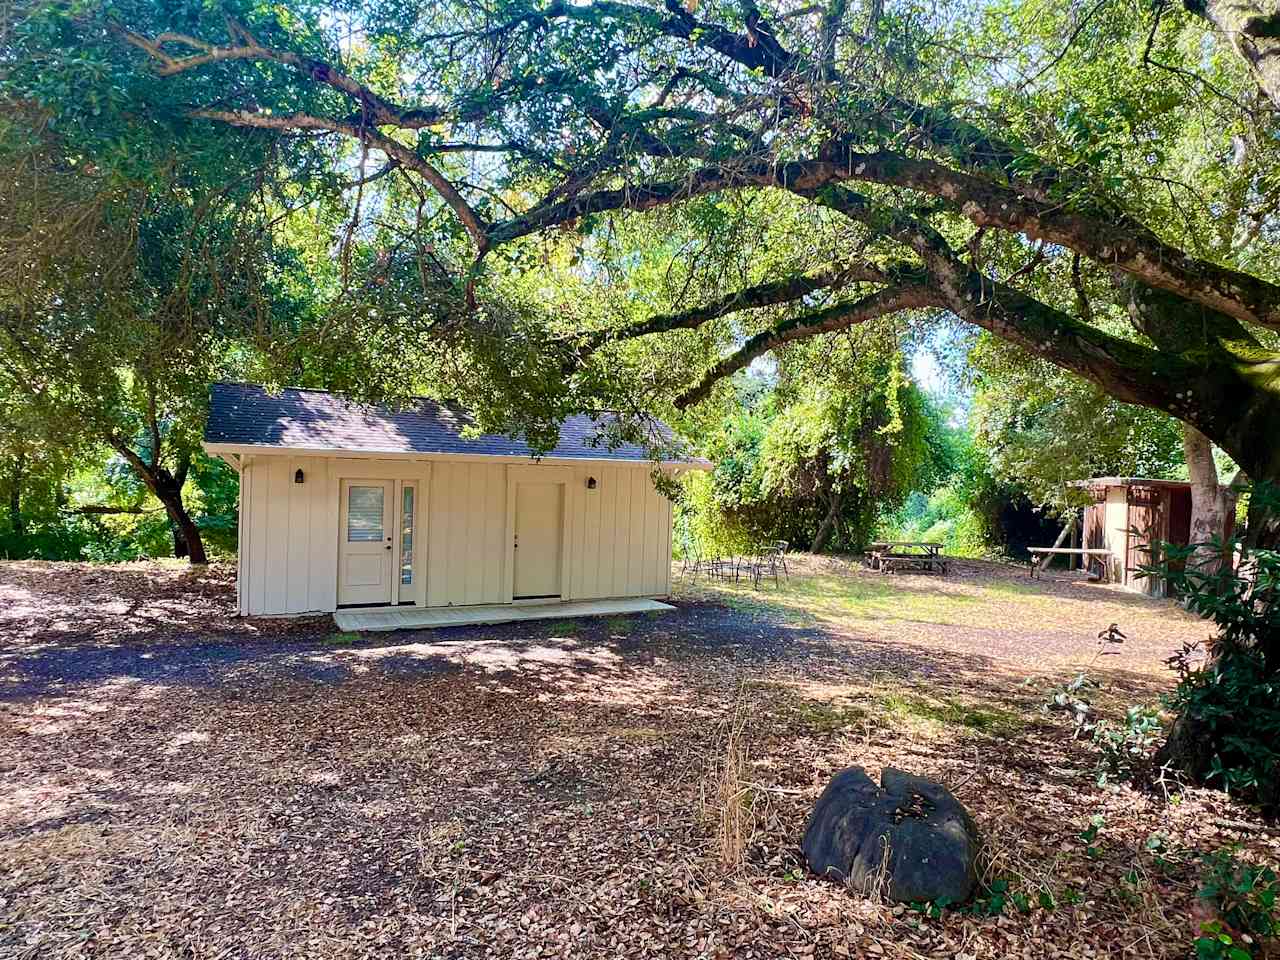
[7,1,1280,539]
[64,0,1279,539]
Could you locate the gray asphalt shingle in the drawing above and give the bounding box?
[204,382,691,463]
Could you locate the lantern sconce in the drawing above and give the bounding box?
[586,476,598,490]
[294,468,305,484]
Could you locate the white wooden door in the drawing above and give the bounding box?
[513,482,563,599]
[338,479,394,606]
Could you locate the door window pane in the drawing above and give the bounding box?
[347,485,384,542]
[400,486,415,585]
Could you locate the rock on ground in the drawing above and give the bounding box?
[802,766,981,904]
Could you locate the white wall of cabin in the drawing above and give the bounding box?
[1102,485,1129,584]
[236,454,673,616]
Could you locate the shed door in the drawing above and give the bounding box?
[1085,490,1106,551]
[513,482,563,599]
[339,480,394,606]
[1126,485,1166,590]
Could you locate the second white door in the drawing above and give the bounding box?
[513,482,563,599]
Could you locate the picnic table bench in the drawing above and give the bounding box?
[1028,547,1112,580]
[866,541,948,575]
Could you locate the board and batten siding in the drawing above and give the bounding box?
[426,460,508,607]
[239,454,340,616]
[564,463,671,601]
[237,454,674,616]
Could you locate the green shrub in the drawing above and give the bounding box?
[880,483,990,558]
[1090,705,1163,786]
[1194,848,1278,959]
[1143,485,1280,812]
[1164,646,1280,802]
[1154,624,1277,805]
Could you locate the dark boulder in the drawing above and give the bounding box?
[802,766,980,903]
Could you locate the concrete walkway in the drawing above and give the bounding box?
[333,598,675,632]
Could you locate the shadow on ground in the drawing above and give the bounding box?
[1,592,1176,711]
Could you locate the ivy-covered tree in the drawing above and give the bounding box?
[683,330,941,554]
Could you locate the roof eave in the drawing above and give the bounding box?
[1067,476,1191,488]
[202,440,711,470]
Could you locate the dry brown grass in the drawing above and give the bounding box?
[701,681,773,871]
[860,832,895,902]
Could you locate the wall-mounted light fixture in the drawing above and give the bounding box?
[586,476,598,490]
[294,468,305,484]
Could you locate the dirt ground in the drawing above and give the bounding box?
[0,557,1275,959]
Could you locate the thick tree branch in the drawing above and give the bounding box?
[1123,281,1264,358]
[945,274,1185,411]
[111,440,159,488]
[490,149,1280,329]
[662,248,1192,420]
[489,159,938,249]
[117,21,446,129]
[598,259,890,344]
[814,144,1280,330]
[675,285,938,407]
[193,110,489,247]
[791,183,954,261]
[559,260,897,376]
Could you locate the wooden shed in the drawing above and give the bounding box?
[203,383,707,625]
[1079,477,1196,596]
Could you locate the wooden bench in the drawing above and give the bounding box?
[879,552,949,575]
[1028,547,1112,580]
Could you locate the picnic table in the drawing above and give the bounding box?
[1028,547,1112,581]
[866,541,948,575]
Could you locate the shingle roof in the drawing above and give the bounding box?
[205,382,700,464]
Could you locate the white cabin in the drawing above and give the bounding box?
[203,383,706,617]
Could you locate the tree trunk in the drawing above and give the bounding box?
[112,444,208,564]
[1239,427,1280,550]
[812,489,842,553]
[1151,708,1218,791]
[1181,424,1238,574]
[171,521,190,559]
[1153,671,1279,818]
[153,481,206,563]
[1153,428,1277,815]
[8,450,24,538]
